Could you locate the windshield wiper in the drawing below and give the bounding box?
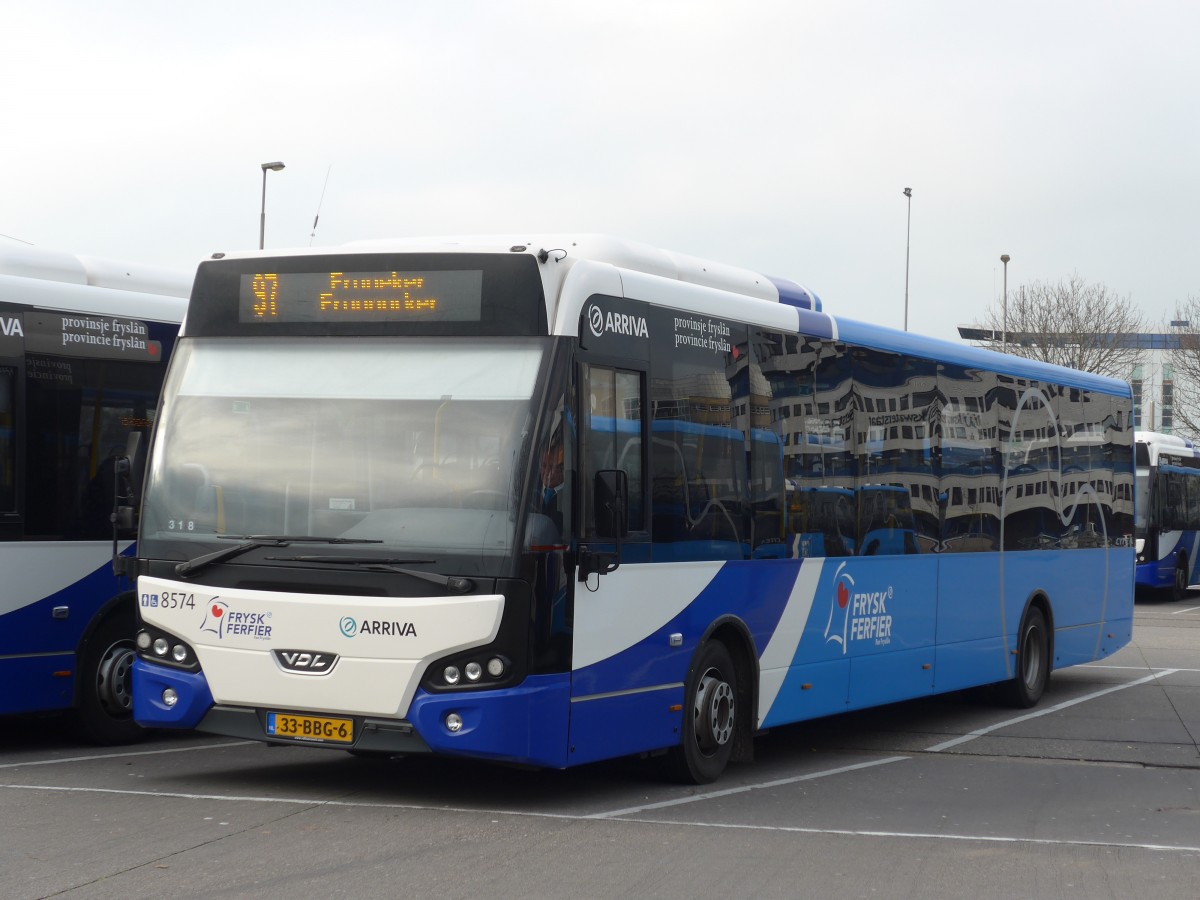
[266,555,475,594]
[175,535,383,578]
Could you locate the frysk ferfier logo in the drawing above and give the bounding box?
[823,562,894,653]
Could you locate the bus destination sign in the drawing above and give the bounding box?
[239,270,484,323]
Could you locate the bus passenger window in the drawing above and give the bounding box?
[581,365,643,537]
[0,367,15,514]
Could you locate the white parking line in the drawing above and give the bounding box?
[1173,605,1200,614]
[610,816,1200,854]
[0,740,251,770]
[3,671,1185,852]
[2,782,1197,855]
[587,756,910,819]
[1080,664,1200,672]
[589,670,1186,818]
[925,669,1180,752]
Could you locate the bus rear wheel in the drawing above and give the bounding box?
[69,611,144,745]
[996,606,1049,709]
[660,641,737,784]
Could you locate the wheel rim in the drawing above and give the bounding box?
[1021,624,1043,691]
[692,666,735,756]
[95,641,135,716]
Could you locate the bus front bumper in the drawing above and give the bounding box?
[133,659,571,767]
[1136,551,1177,590]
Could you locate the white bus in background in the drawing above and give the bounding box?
[0,241,189,741]
[1135,430,1200,599]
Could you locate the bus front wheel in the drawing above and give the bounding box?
[660,641,737,784]
[1170,558,1189,602]
[69,611,144,745]
[997,606,1050,709]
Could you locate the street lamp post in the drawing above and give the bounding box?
[903,187,912,331]
[259,161,286,250]
[1000,253,1010,353]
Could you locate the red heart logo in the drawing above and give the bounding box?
[837,582,849,609]
[211,605,224,617]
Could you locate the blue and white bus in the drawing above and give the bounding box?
[130,235,1135,782]
[0,242,188,742]
[1135,430,1200,599]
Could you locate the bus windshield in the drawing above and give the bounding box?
[139,336,545,574]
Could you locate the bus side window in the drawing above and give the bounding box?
[1189,469,1200,531]
[580,365,644,537]
[0,366,14,516]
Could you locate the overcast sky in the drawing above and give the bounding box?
[4,1,1198,341]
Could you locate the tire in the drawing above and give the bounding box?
[69,610,145,745]
[996,606,1050,709]
[660,641,737,784]
[1170,558,1188,602]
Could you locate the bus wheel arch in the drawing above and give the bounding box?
[69,593,144,745]
[707,618,758,765]
[997,594,1053,709]
[659,618,757,784]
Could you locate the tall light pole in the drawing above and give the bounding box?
[1000,253,1010,353]
[903,187,912,331]
[259,161,285,250]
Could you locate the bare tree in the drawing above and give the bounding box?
[1167,296,1200,436]
[970,273,1146,379]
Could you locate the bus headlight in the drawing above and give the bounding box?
[445,712,463,733]
[425,652,517,693]
[136,626,199,672]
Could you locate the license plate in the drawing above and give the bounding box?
[266,712,354,743]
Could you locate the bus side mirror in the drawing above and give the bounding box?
[114,503,135,531]
[578,469,628,582]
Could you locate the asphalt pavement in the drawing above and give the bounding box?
[2,594,1197,899]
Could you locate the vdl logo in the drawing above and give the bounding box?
[273,649,338,675]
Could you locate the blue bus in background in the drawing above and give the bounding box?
[129,235,1134,782]
[789,485,855,558]
[1135,430,1200,599]
[0,243,187,742]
